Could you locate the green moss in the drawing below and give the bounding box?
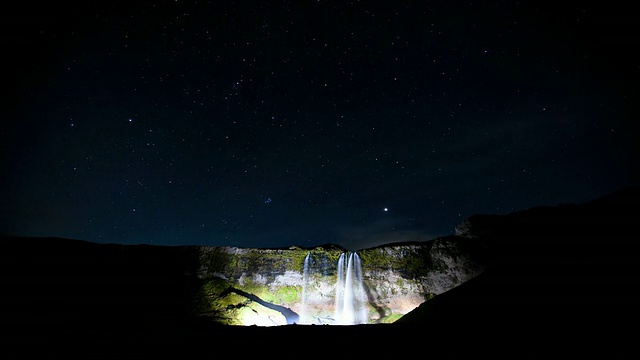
[240,248,312,274]
[194,277,247,324]
[220,293,247,308]
[321,249,344,264]
[423,293,435,301]
[378,313,404,324]
[274,285,299,304]
[236,277,269,300]
[358,249,395,269]
[358,245,435,279]
[289,250,310,273]
[202,277,228,295]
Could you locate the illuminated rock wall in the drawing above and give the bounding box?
[195,236,487,326]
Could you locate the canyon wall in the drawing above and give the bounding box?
[194,235,487,325]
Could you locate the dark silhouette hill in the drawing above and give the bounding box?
[396,185,640,354]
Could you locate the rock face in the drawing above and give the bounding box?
[2,186,638,355]
[193,236,487,326]
[0,233,488,336]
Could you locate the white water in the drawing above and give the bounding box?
[299,251,368,325]
[299,252,312,324]
[334,252,368,325]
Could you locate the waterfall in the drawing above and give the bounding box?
[299,251,368,325]
[299,252,311,324]
[334,252,368,325]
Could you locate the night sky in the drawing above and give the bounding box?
[2,1,638,250]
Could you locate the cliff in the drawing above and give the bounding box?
[193,236,486,326]
[1,185,637,356]
[0,227,487,346]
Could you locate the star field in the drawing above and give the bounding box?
[1,0,638,250]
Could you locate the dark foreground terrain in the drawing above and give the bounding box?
[1,186,639,357]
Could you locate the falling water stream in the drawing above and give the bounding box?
[334,252,367,325]
[300,253,312,324]
[301,251,367,325]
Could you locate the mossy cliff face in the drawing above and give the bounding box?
[194,236,486,326]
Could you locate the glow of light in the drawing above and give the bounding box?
[239,306,285,327]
